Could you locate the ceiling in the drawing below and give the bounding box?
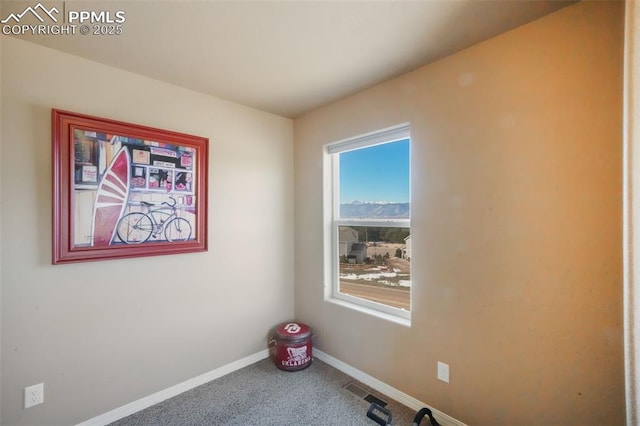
[4,0,575,118]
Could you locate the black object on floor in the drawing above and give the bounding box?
[366,403,441,426]
[412,407,441,426]
[364,393,388,408]
[367,403,393,425]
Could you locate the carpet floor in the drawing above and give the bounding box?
[108,358,418,425]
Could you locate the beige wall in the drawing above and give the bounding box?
[0,37,294,425]
[0,30,4,425]
[624,0,640,423]
[294,2,625,424]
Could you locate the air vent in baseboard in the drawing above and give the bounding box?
[343,381,388,407]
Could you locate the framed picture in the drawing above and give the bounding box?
[52,109,209,264]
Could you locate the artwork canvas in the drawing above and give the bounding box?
[52,109,208,264]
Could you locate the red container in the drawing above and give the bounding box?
[269,322,313,371]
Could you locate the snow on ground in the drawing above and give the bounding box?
[340,271,397,281]
[340,269,411,287]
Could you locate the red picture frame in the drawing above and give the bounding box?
[52,109,208,264]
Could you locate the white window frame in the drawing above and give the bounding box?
[323,124,411,325]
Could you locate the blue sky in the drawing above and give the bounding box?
[339,139,410,204]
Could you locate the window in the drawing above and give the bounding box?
[324,124,411,322]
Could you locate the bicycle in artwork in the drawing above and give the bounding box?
[116,196,192,244]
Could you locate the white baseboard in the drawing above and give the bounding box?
[314,349,467,426]
[76,349,269,426]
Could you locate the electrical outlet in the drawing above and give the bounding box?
[437,361,449,383]
[24,383,44,409]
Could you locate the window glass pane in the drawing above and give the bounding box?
[339,139,409,219]
[338,226,411,311]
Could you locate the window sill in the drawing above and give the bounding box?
[325,297,411,327]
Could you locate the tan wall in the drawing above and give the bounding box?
[0,37,294,425]
[294,2,625,424]
[624,1,640,423]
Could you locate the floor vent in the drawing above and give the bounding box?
[343,382,388,407]
[364,393,388,407]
